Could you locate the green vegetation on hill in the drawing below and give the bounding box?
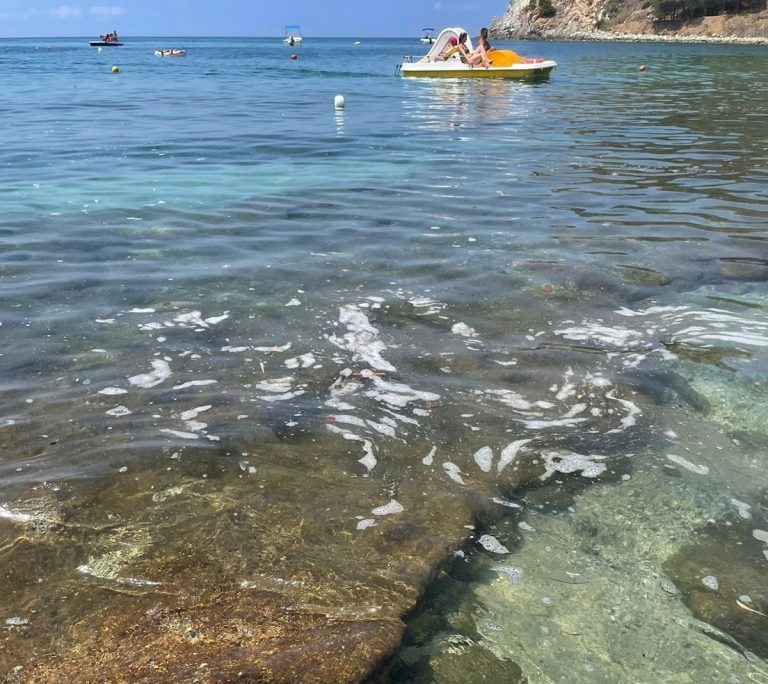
[652,0,767,20]
[528,0,557,17]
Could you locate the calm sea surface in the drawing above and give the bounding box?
[1,36,768,681]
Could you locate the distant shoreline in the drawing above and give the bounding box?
[532,30,768,45]
[1,33,767,45]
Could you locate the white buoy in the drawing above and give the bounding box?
[334,94,345,110]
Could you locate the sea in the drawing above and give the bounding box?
[1,36,767,682]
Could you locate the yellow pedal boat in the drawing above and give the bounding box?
[399,27,556,79]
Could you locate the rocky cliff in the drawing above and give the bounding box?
[489,0,768,41]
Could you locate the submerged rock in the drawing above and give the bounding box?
[662,521,768,657]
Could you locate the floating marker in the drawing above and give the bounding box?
[290,53,298,60]
[111,65,119,73]
[334,94,345,110]
[639,64,646,71]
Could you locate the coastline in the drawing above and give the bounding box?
[524,30,768,44]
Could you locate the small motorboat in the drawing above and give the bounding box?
[90,32,121,46]
[420,28,435,44]
[283,24,302,46]
[155,48,187,57]
[399,27,556,79]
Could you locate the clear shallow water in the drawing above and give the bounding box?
[1,36,768,682]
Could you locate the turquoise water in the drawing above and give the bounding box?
[1,36,768,682]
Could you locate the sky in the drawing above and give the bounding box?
[0,1,510,38]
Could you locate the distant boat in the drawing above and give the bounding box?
[283,24,302,46]
[90,32,121,46]
[420,28,435,44]
[155,48,187,57]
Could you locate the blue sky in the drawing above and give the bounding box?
[0,1,508,38]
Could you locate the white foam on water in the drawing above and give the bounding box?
[129,359,172,388]
[731,498,752,519]
[616,305,687,318]
[138,322,164,331]
[480,389,533,411]
[522,416,587,430]
[365,375,439,409]
[98,387,127,396]
[683,331,768,348]
[172,379,217,390]
[701,575,719,590]
[255,377,294,393]
[612,304,768,358]
[5,617,30,626]
[285,353,316,369]
[129,308,156,314]
[372,499,404,516]
[451,322,477,338]
[666,453,710,476]
[285,299,301,307]
[95,318,115,324]
[555,323,645,348]
[253,342,292,352]
[180,405,211,421]
[160,428,199,440]
[325,424,377,470]
[0,505,33,523]
[422,446,436,466]
[473,446,493,473]
[493,359,518,367]
[365,419,396,438]
[105,406,132,417]
[329,304,396,372]
[172,311,230,328]
[555,367,576,401]
[221,346,249,353]
[331,414,367,429]
[495,565,524,582]
[563,403,587,418]
[752,529,768,544]
[588,374,612,388]
[117,576,162,587]
[356,518,376,530]
[497,438,534,473]
[173,311,207,328]
[259,390,305,403]
[606,391,641,433]
[443,461,465,485]
[540,450,607,480]
[492,497,522,509]
[477,534,510,554]
[358,442,377,470]
[409,296,445,316]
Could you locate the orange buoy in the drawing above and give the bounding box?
[639,64,646,71]
[290,53,298,60]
